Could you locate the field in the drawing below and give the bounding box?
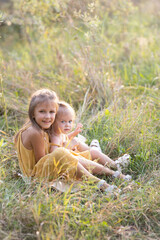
[0,0,160,239]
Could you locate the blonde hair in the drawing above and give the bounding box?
[15,89,59,143]
[56,101,75,121]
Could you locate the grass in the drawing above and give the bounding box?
[0,0,160,239]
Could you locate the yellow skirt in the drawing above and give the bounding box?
[32,147,79,181]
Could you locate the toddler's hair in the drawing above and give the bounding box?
[29,89,59,129]
[56,101,75,120]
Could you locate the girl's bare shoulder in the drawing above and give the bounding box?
[23,126,41,137]
[21,126,43,150]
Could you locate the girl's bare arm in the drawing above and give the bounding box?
[30,130,46,163]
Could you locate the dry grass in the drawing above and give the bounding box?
[0,0,160,239]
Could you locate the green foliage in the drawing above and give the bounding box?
[0,0,160,239]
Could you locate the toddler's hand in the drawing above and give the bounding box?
[75,123,83,134]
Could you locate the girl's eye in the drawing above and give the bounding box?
[61,121,65,123]
[69,120,72,124]
[50,111,55,114]
[39,110,45,113]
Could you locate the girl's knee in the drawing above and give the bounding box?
[52,147,78,165]
[53,147,69,155]
[90,148,99,157]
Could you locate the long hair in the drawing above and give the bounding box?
[14,89,59,143]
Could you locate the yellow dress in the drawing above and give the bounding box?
[51,134,91,160]
[16,127,79,182]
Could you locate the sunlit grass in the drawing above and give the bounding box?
[0,0,160,239]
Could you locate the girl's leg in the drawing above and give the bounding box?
[90,148,117,168]
[50,147,110,187]
[76,162,100,181]
[78,157,126,180]
[77,142,117,169]
[75,162,110,190]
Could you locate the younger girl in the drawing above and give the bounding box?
[15,89,125,193]
[50,101,132,181]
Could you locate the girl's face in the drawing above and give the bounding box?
[33,100,57,129]
[55,111,74,134]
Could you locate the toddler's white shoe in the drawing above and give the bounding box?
[90,139,102,152]
[124,175,132,181]
[112,171,132,182]
[104,184,121,194]
[115,154,131,171]
[112,171,121,178]
[97,179,121,194]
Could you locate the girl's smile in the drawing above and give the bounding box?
[33,100,57,129]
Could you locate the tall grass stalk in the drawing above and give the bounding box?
[0,0,160,239]
[0,74,8,131]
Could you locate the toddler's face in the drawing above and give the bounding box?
[56,111,74,134]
